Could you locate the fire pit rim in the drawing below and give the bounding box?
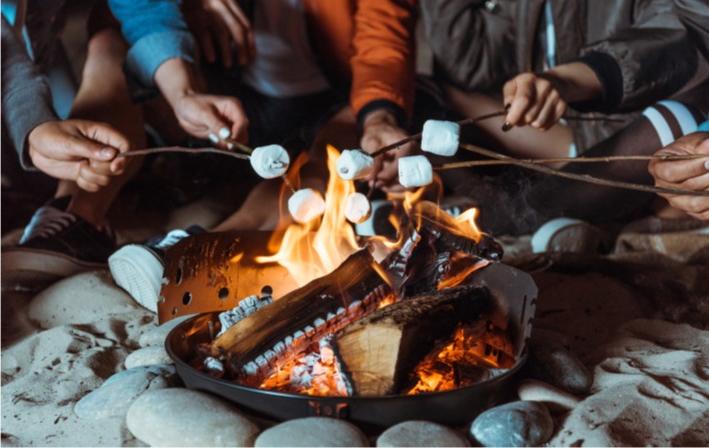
[165,311,528,400]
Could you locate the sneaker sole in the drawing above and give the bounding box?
[1,248,105,286]
[108,245,163,313]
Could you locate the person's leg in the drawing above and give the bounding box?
[57,28,146,229]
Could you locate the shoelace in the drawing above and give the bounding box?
[20,206,77,244]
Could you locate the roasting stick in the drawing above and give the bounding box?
[457,143,709,197]
[367,111,626,158]
[117,144,296,193]
[436,153,708,170]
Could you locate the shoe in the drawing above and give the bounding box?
[531,218,609,254]
[2,198,115,286]
[109,226,204,312]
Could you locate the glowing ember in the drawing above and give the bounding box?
[406,322,515,395]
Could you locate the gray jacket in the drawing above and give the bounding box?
[421,0,706,151]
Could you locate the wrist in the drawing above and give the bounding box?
[544,62,603,103]
[155,58,200,107]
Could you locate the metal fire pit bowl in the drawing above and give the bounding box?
[166,263,537,429]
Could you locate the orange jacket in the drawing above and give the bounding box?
[304,0,417,122]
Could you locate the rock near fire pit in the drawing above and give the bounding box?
[470,401,553,447]
[126,388,259,446]
[377,421,469,447]
[528,335,592,395]
[124,346,172,369]
[254,417,369,447]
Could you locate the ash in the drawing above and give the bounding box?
[217,294,273,336]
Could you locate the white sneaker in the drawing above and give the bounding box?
[109,229,192,312]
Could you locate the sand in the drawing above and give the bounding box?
[2,221,708,446]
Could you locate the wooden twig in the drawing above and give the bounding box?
[116,146,250,160]
[368,111,626,158]
[458,143,709,197]
[223,138,253,155]
[437,153,708,170]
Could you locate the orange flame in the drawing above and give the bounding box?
[255,145,360,286]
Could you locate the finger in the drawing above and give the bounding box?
[533,95,558,129]
[680,171,709,191]
[651,157,709,184]
[502,80,516,109]
[215,97,249,141]
[667,195,709,215]
[196,99,230,138]
[689,208,709,221]
[78,121,130,155]
[76,176,101,193]
[199,30,216,64]
[524,82,552,126]
[213,20,232,68]
[88,158,114,176]
[211,1,248,65]
[506,80,534,126]
[110,156,126,174]
[31,151,82,181]
[224,0,255,62]
[79,163,112,187]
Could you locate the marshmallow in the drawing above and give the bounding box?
[344,192,371,224]
[421,120,460,156]
[288,188,326,223]
[336,150,375,180]
[250,144,290,179]
[398,155,433,188]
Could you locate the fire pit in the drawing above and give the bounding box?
[161,146,538,428]
[165,258,536,428]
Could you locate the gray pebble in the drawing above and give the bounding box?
[255,417,368,447]
[75,364,176,419]
[377,420,469,447]
[470,401,553,447]
[528,339,592,395]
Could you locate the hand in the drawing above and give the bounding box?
[155,58,249,142]
[503,63,602,130]
[360,109,413,192]
[27,120,130,192]
[184,0,254,67]
[648,133,709,220]
[171,92,249,143]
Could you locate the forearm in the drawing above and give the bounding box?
[544,62,603,104]
[154,58,203,108]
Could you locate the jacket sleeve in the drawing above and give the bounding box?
[674,0,709,62]
[578,0,698,112]
[107,0,196,88]
[420,0,516,93]
[1,16,57,169]
[350,0,417,126]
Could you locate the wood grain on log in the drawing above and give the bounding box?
[333,285,492,396]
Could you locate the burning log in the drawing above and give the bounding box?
[332,285,493,396]
[212,250,394,384]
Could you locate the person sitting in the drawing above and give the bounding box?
[419,0,709,232]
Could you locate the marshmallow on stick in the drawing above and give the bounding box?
[398,155,433,188]
[336,150,375,181]
[344,192,372,224]
[421,120,460,156]
[250,144,290,179]
[288,188,326,223]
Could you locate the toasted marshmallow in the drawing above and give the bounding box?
[344,192,371,224]
[421,120,460,156]
[336,150,374,181]
[250,144,290,179]
[288,188,326,223]
[398,155,433,188]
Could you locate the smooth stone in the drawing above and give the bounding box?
[377,421,469,447]
[528,338,593,395]
[125,346,173,369]
[470,401,553,447]
[518,379,581,412]
[126,388,259,447]
[74,364,176,419]
[138,314,194,347]
[28,270,138,328]
[255,417,368,447]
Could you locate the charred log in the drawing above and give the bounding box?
[212,250,394,384]
[332,285,493,396]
